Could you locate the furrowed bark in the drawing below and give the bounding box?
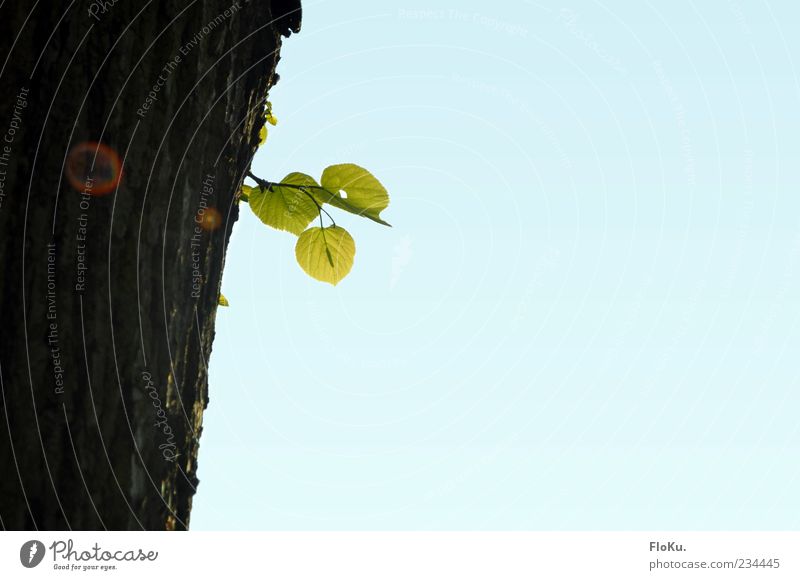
[0,0,300,530]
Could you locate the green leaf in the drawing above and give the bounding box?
[218,293,229,307]
[239,184,253,202]
[259,125,267,145]
[319,163,391,226]
[248,172,319,235]
[295,226,355,285]
[282,171,321,189]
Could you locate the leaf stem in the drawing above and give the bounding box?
[299,187,337,229]
[246,171,272,189]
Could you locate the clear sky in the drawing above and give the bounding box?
[191,0,800,530]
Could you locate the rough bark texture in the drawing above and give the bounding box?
[0,0,300,530]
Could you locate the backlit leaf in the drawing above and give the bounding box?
[295,226,355,285]
[248,172,319,235]
[319,163,391,226]
[240,184,253,202]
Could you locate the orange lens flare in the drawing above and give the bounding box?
[66,141,122,196]
[197,207,222,231]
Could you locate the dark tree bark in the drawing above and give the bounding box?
[0,0,300,530]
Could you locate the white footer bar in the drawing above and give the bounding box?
[1,532,797,578]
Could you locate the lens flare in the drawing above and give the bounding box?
[66,141,122,195]
[197,207,222,231]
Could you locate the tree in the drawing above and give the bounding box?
[0,0,301,530]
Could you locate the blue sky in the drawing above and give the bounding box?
[191,0,800,529]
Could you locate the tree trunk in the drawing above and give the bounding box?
[0,0,299,530]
